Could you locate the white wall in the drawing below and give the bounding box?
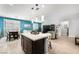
[44,5,79,37]
[69,16,79,37]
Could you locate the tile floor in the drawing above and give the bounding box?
[48,36,79,54]
[1,36,79,54]
[0,37,24,54]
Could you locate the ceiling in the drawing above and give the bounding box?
[0,4,79,20]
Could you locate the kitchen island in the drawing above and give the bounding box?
[21,32,51,54]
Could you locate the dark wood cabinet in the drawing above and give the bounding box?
[32,38,45,54]
[21,35,45,54]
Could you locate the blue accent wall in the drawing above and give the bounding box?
[20,20,33,33]
[0,16,41,38]
[0,17,4,38]
[3,17,33,33]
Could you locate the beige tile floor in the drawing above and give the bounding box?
[1,36,79,54]
[0,37,24,54]
[48,36,79,54]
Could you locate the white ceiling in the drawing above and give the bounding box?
[0,4,47,20]
[0,4,79,21]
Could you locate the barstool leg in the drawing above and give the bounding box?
[49,41,52,49]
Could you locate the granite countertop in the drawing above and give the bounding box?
[21,32,51,41]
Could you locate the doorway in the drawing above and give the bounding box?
[60,21,69,36]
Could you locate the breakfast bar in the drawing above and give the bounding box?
[21,32,51,54]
